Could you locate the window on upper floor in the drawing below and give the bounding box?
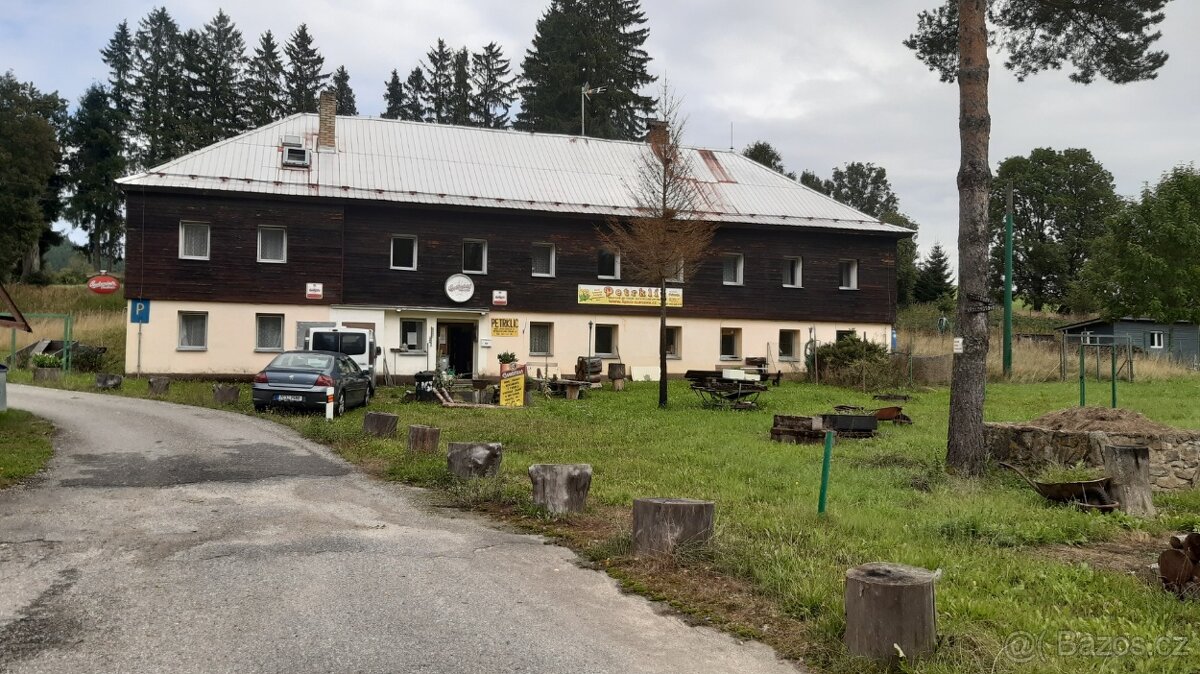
[666,260,685,284]
[839,259,859,290]
[391,235,417,270]
[257,226,287,263]
[722,253,744,285]
[532,243,555,277]
[463,239,487,274]
[598,249,620,279]
[179,221,210,260]
[783,257,802,287]
[256,314,285,351]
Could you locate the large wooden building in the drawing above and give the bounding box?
[118,93,910,379]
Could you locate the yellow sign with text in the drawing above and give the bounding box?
[576,284,682,307]
[499,366,526,407]
[491,317,519,337]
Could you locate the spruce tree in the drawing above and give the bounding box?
[131,6,185,167]
[177,28,207,153]
[403,67,428,121]
[382,69,406,119]
[423,39,454,123]
[470,42,515,128]
[331,66,357,115]
[516,0,588,134]
[245,31,286,127]
[196,10,247,144]
[914,244,955,303]
[448,49,472,125]
[283,23,328,113]
[64,85,126,268]
[100,21,134,134]
[0,73,64,280]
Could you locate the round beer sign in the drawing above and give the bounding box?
[444,274,475,303]
[87,274,121,294]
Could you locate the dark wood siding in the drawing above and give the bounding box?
[124,190,899,324]
[124,191,345,304]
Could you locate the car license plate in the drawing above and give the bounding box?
[275,394,304,402]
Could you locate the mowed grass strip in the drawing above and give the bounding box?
[0,409,54,487]
[10,370,1200,673]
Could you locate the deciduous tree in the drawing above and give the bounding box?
[742,141,795,179]
[906,0,1172,475]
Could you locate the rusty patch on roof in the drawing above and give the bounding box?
[698,150,735,184]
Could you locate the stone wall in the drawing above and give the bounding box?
[984,423,1200,491]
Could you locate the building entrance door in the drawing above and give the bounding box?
[443,322,476,377]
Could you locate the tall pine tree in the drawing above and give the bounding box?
[64,85,126,268]
[423,39,454,123]
[382,69,406,119]
[448,49,473,125]
[403,68,428,121]
[177,28,207,153]
[283,23,327,113]
[331,66,357,115]
[470,42,515,128]
[914,244,956,304]
[131,6,185,167]
[245,31,286,127]
[100,21,134,136]
[196,10,246,144]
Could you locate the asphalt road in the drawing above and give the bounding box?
[1,384,799,674]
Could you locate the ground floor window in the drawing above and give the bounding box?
[720,327,741,360]
[1149,331,1165,349]
[665,326,681,358]
[835,329,857,343]
[178,312,208,350]
[779,329,798,360]
[255,314,284,351]
[401,319,426,352]
[594,324,618,357]
[530,322,553,356]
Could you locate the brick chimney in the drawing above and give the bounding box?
[317,89,336,150]
[645,119,668,148]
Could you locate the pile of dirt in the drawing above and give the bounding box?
[1027,407,1178,434]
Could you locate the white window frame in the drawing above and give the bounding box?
[783,257,803,288]
[1149,331,1165,349]
[719,327,741,360]
[665,326,681,360]
[594,324,618,357]
[529,322,553,356]
[178,221,210,260]
[463,239,488,275]
[400,319,427,353]
[257,226,287,263]
[532,243,556,277]
[839,259,859,290]
[722,253,744,286]
[598,249,621,280]
[255,313,285,352]
[177,311,208,351]
[390,235,418,271]
[666,261,685,284]
[778,329,799,360]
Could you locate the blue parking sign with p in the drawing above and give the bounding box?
[130,299,151,324]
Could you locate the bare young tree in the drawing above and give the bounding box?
[598,91,715,408]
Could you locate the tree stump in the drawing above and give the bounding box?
[407,424,440,453]
[611,378,626,392]
[1100,443,1156,517]
[212,384,240,404]
[362,411,399,438]
[844,562,938,667]
[632,498,714,557]
[447,442,503,478]
[564,383,582,400]
[95,373,123,390]
[529,464,593,514]
[148,377,170,396]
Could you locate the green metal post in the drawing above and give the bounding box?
[1003,182,1014,378]
[1111,342,1117,408]
[818,431,834,515]
[64,314,73,373]
[9,328,15,366]
[1079,343,1086,407]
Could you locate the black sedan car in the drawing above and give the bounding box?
[252,350,372,415]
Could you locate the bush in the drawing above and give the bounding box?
[31,353,62,368]
[72,347,107,373]
[806,334,887,372]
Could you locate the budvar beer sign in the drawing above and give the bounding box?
[87,274,121,294]
[577,284,682,308]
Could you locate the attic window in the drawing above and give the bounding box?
[282,147,311,168]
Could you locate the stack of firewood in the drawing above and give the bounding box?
[1155,533,1200,596]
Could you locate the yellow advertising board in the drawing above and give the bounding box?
[491,317,519,337]
[576,284,682,308]
[499,365,526,407]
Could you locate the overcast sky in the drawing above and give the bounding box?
[4,0,1198,270]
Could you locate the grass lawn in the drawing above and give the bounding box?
[9,369,1200,673]
[0,408,54,488]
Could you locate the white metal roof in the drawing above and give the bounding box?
[118,114,910,235]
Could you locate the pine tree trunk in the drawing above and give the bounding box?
[946,0,992,477]
[658,280,668,408]
[21,239,41,281]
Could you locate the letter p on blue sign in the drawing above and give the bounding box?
[130,299,151,324]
